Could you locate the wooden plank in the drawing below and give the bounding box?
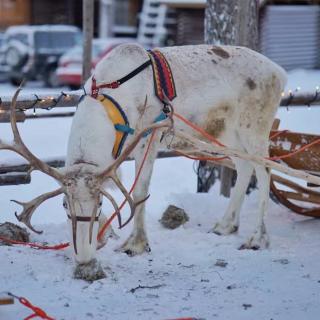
[0,93,80,111]
[0,173,31,186]
[270,131,320,172]
[0,295,14,305]
[278,190,320,205]
[0,111,26,123]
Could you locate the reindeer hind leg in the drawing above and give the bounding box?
[211,158,254,235]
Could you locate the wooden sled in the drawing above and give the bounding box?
[269,129,320,217]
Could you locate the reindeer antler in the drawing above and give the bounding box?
[0,86,64,182]
[12,188,63,234]
[0,87,66,233]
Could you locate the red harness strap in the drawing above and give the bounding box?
[91,59,152,98]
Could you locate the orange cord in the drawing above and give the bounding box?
[0,235,68,250]
[270,129,289,140]
[268,138,320,161]
[8,293,55,320]
[174,112,320,164]
[173,112,225,147]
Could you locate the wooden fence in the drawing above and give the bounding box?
[0,89,320,185]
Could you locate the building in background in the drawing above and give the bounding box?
[161,0,320,70]
[0,0,143,38]
[1,0,319,69]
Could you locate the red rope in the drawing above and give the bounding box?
[97,129,157,241]
[173,112,320,164]
[270,129,289,140]
[0,235,68,250]
[173,112,225,147]
[268,138,320,161]
[8,293,55,320]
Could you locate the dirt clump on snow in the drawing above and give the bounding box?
[73,259,106,282]
[0,222,29,245]
[159,205,189,229]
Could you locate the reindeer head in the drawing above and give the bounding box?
[0,88,169,268]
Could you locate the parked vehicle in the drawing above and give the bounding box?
[56,38,134,89]
[0,32,9,82]
[2,25,81,87]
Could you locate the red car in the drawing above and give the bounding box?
[56,38,134,89]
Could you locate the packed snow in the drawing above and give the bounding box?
[0,69,320,320]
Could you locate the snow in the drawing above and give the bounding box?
[1,69,320,320]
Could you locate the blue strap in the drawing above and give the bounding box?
[114,112,167,136]
[114,123,135,135]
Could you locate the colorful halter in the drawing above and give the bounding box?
[90,48,176,158]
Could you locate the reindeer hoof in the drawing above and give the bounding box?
[211,222,238,235]
[116,234,151,256]
[73,259,106,282]
[239,233,269,250]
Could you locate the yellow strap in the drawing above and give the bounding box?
[97,95,127,158]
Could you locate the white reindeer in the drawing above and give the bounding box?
[1,44,286,278]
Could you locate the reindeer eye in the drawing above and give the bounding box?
[63,201,68,209]
[99,201,103,207]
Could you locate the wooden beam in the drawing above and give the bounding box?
[0,90,319,113]
[0,110,25,123]
[0,93,80,111]
[0,295,14,305]
[0,173,31,186]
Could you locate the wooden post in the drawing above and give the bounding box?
[204,0,258,197]
[82,0,94,85]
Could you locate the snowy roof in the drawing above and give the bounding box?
[5,25,80,35]
[160,0,205,8]
[160,0,268,8]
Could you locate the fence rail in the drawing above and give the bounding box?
[0,90,319,113]
[1,89,320,185]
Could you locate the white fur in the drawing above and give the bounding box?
[66,44,287,262]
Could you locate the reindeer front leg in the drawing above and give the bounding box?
[118,139,158,256]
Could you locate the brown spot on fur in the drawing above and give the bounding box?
[203,104,232,138]
[246,123,251,128]
[246,77,257,90]
[211,46,230,59]
[170,139,191,150]
[205,118,225,138]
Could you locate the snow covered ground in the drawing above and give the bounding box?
[0,69,320,320]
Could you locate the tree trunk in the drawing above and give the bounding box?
[205,0,258,49]
[82,0,94,85]
[200,0,259,197]
[99,0,114,38]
